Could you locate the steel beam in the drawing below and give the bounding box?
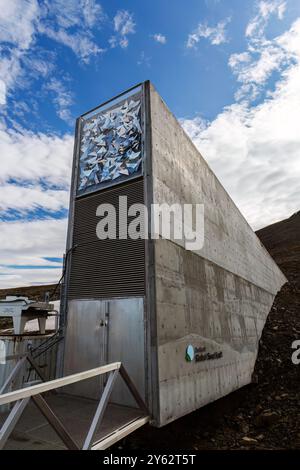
[31,394,79,450]
[119,364,148,413]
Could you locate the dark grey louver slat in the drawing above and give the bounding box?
[68,178,145,299]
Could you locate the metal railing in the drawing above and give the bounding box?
[0,359,148,450]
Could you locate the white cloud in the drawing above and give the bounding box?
[228,52,251,68]
[108,36,117,48]
[0,218,67,264]
[137,51,151,68]
[0,81,6,105]
[230,45,288,100]
[82,0,105,27]
[0,123,73,186]
[0,0,106,109]
[110,10,136,49]
[22,55,55,78]
[0,184,69,216]
[114,10,135,36]
[0,123,70,288]
[0,268,63,287]
[0,0,39,105]
[39,1,106,62]
[277,2,286,19]
[186,17,231,48]
[152,33,167,44]
[0,218,67,288]
[0,50,54,107]
[44,0,104,29]
[119,37,129,49]
[45,78,73,123]
[0,0,39,49]
[181,17,300,230]
[0,52,22,105]
[246,0,286,38]
[229,0,290,101]
[38,25,105,63]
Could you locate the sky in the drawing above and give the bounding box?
[0,0,300,288]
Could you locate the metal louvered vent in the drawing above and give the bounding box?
[68,178,145,299]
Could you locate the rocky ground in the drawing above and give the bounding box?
[0,212,299,450]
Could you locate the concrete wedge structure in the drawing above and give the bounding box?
[60,81,287,428]
[149,83,287,425]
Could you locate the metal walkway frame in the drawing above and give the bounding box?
[0,361,148,450]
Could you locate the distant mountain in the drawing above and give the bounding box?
[256,211,300,282]
[0,284,60,302]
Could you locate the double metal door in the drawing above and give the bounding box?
[63,298,145,407]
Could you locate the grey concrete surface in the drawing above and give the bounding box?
[149,84,286,426]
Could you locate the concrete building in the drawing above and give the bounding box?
[61,81,286,427]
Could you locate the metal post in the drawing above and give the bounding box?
[0,398,30,450]
[0,357,27,395]
[82,370,119,450]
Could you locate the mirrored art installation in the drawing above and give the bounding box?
[78,94,142,193]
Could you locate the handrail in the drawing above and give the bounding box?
[0,360,147,450]
[0,362,121,406]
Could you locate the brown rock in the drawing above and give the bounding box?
[242,437,258,445]
[255,411,280,427]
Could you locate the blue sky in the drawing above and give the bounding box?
[6,0,299,129]
[0,0,300,287]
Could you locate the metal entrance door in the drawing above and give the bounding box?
[107,298,145,407]
[63,300,108,399]
[63,298,145,407]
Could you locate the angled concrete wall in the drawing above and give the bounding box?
[149,84,286,426]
